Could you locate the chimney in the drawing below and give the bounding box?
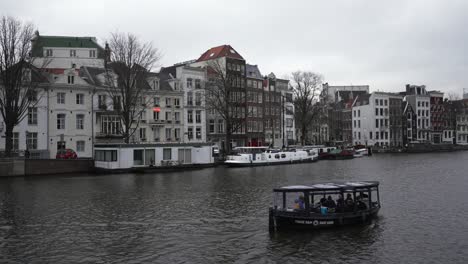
[104,42,111,66]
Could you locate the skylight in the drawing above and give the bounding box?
[230,49,236,54]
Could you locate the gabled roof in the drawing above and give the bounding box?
[196,45,244,62]
[31,34,105,58]
[246,64,262,79]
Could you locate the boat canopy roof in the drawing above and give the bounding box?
[274,181,379,193]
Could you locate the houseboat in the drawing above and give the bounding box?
[94,143,215,172]
[269,181,380,231]
[224,147,316,167]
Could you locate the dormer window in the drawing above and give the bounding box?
[68,75,74,84]
[70,50,76,57]
[152,79,159,90]
[89,50,96,58]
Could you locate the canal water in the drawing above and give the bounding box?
[1,152,468,263]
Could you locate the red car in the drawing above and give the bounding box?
[56,149,78,159]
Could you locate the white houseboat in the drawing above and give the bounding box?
[94,143,215,172]
[225,147,317,167]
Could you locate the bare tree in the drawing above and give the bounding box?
[447,92,460,101]
[290,71,323,145]
[0,16,45,156]
[204,59,247,155]
[104,32,161,143]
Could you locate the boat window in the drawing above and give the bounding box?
[281,154,286,158]
[280,192,307,211]
[133,149,144,165]
[275,154,280,159]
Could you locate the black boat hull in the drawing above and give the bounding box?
[269,207,380,231]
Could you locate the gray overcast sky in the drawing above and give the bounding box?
[2,0,467,96]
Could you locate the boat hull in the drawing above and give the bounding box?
[225,157,315,167]
[269,207,380,231]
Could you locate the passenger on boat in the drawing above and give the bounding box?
[325,196,336,213]
[325,196,336,208]
[336,194,345,212]
[356,197,367,210]
[345,194,354,212]
[294,195,305,210]
[319,197,327,206]
[357,192,369,200]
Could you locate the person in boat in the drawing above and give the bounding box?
[319,197,327,206]
[325,196,336,208]
[294,195,305,210]
[356,197,367,210]
[336,194,345,212]
[357,192,369,201]
[325,196,336,213]
[345,193,354,212]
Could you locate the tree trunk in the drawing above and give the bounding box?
[225,130,232,157]
[4,123,14,157]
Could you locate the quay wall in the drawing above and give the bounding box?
[0,159,94,177]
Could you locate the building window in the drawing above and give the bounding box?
[165,112,171,121]
[174,112,180,122]
[26,132,37,150]
[153,110,159,120]
[57,114,66,129]
[370,131,373,139]
[139,127,146,141]
[195,93,201,106]
[195,110,201,123]
[76,93,84,104]
[153,97,160,106]
[101,115,120,135]
[358,110,360,117]
[174,98,180,107]
[12,132,19,150]
[76,114,84,129]
[188,127,193,139]
[70,50,76,57]
[163,148,172,160]
[376,119,379,128]
[57,92,66,104]
[165,97,171,107]
[187,92,193,106]
[358,120,361,128]
[98,95,106,109]
[89,50,96,58]
[28,107,38,125]
[76,141,85,152]
[209,119,215,133]
[187,78,193,88]
[375,99,379,106]
[187,110,193,123]
[195,79,201,89]
[45,49,53,57]
[218,119,224,133]
[375,108,379,116]
[165,128,172,141]
[196,127,202,139]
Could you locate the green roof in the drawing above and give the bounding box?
[31,35,105,58]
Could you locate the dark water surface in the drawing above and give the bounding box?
[1,152,468,263]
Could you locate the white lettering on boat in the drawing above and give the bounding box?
[294,220,334,225]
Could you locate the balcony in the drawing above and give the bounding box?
[95,132,124,139]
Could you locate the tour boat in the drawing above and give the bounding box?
[224,147,317,167]
[269,181,381,231]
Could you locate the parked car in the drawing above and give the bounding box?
[56,149,78,159]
